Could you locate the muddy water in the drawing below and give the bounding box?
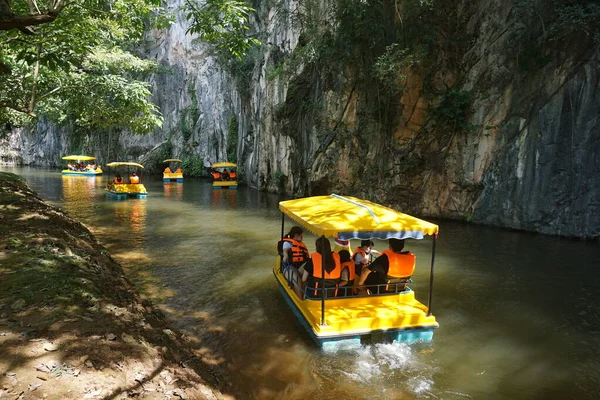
[4,166,600,399]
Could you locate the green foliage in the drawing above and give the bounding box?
[183,0,261,59]
[430,88,472,131]
[182,155,206,177]
[548,2,600,43]
[272,170,284,187]
[227,116,238,162]
[0,0,169,134]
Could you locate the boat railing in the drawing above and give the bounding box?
[302,281,413,300]
[281,264,412,300]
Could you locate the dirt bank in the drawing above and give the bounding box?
[0,172,230,399]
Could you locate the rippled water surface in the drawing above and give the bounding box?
[3,166,600,399]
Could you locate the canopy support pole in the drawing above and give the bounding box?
[281,213,285,239]
[320,235,326,326]
[427,234,437,316]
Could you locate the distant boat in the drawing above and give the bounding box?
[162,159,184,183]
[105,162,147,199]
[61,155,103,176]
[211,162,237,189]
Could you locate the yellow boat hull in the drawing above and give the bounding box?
[273,260,438,349]
[163,172,183,182]
[213,180,237,189]
[61,169,103,175]
[105,183,147,199]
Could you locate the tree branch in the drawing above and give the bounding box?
[0,13,59,31]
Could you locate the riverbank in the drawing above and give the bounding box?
[0,172,230,399]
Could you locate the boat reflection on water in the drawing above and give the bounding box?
[113,199,147,244]
[211,186,237,208]
[61,175,101,215]
[164,182,183,200]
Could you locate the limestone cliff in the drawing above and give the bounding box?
[1,0,598,238]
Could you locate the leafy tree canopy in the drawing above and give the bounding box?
[184,0,259,60]
[0,0,172,134]
[1,0,259,135]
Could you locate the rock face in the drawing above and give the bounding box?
[1,0,598,238]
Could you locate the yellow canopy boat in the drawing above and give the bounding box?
[163,159,184,183]
[105,162,147,199]
[61,155,103,176]
[275,194,439,350]
[210,162,237,189]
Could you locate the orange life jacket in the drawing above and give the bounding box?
[229,172,236,179]
[212,172,221,180]
[341,260,355,282]
[114,177,123,184]
[311,251,342,279]
[176,168,182,173]
[311,251,342,296]
[352,247,368,269]
[382,250,416,278]
[130,175,140,184]
[282,238,309,264]
[164,167,172,173]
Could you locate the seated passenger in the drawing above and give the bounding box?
[229,170,236,180]
[67,162,75,171]
[129,172,140,184]
[301,236,343,298]
[357,238,415,295]
[279,226,309,298]
[175,168,182,173]
[222,169,230,181]
[353,239,374,284]
[114,174,124,184]
[211,169,221,181]
[164,167,172,174]
[337,250,355,297]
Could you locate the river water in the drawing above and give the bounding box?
[3,166,600,399]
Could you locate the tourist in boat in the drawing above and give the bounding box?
[279,226,309,297]
[129,172,140,184]
[333,236,352,256]
[114,174,124,184]
[164,166,172,174]
[222,169,230,181]
[301,236,344,298]
[67,162,75,171]
[175,167,182,173]
[337,249,354,297]
[229,170,236,180]
[356,238,415,295]
[353,239,374,275]
[211,169,221,181]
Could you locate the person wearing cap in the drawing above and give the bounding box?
[357,238,416,295]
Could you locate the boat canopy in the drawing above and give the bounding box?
[62,155,96,161]
[163,159,182,163]
[106,162,144,168]
[211,162,237,168]
[279,194,439,240]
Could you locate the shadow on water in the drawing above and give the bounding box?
[3,166,600,399]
